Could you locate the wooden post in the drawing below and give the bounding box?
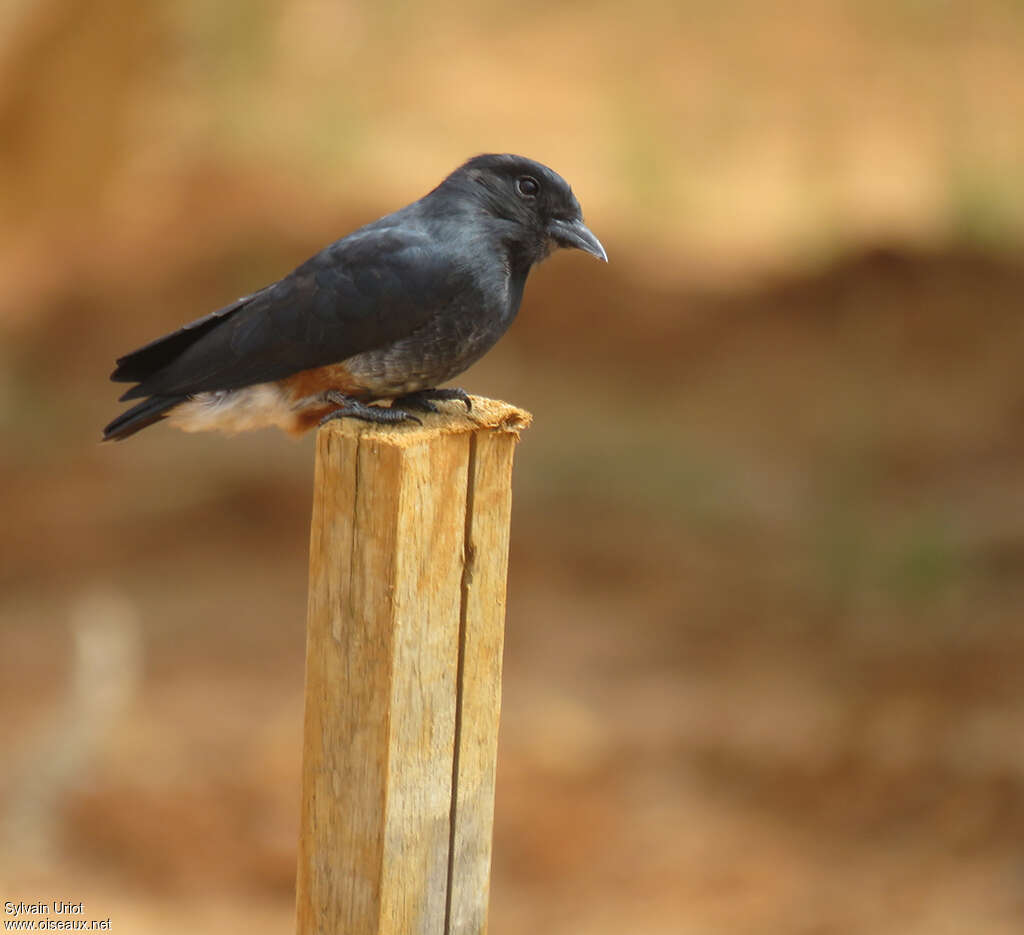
[296,396,531,935]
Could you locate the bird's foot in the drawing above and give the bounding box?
[320,392,422,426]
[392,387,472,414]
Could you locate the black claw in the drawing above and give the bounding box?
[397,397,439,414]
[394,387,472,413]
[320,394,422,427]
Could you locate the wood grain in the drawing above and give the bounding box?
[296,397,530,935]
[445,431,518,935]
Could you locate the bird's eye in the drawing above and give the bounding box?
[515,176,540,198]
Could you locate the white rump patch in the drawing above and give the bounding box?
[167,383,297,435]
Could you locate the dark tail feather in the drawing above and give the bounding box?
[110,296,250,386]
[102,395,186,441]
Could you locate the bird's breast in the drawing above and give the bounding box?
[341,288,518,397]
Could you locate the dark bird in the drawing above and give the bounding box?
[103,153,606,441]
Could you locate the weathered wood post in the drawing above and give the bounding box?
[296,396,531,935]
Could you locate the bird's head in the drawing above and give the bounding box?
[442,154,607,268]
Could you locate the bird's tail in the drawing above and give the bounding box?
[102,395,186,441]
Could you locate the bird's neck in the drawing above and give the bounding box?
[504,233,550,276]
[507,267,528,316]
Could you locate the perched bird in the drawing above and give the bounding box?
[103,153,606,441]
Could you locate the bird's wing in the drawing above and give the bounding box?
[110,296,252,386]
[115,224,475,400]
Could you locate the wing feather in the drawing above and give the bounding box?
[116,220,473,401]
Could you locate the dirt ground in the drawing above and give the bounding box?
[3,234,1023,933]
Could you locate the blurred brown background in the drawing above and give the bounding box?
[3,1,1024,932]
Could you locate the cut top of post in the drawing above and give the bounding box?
[317,396,532,447]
